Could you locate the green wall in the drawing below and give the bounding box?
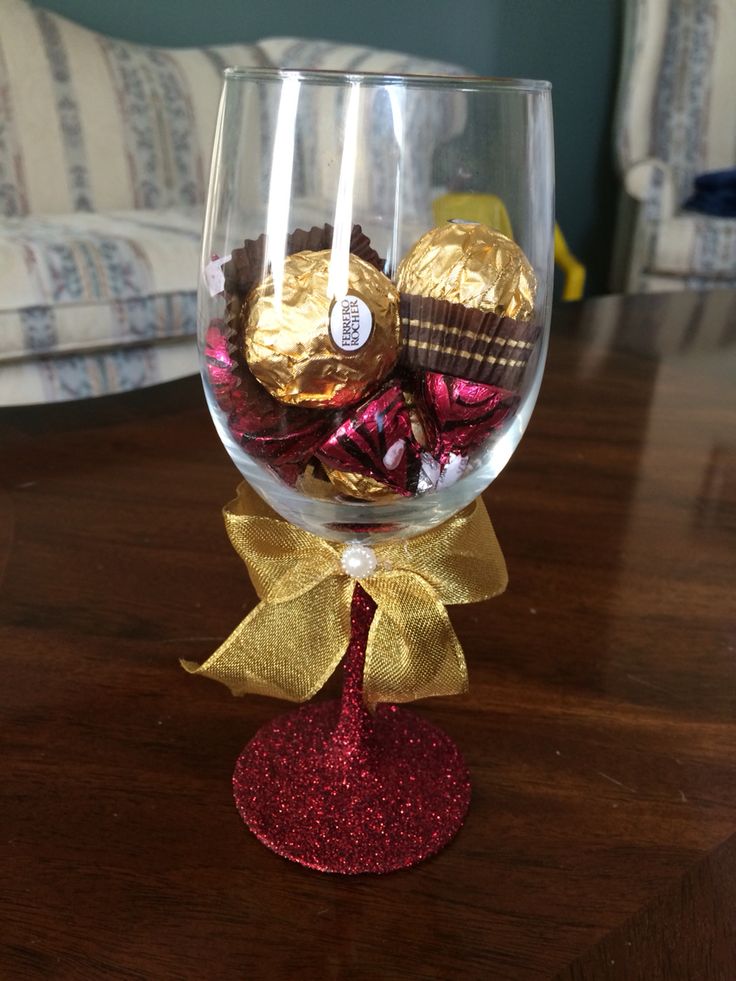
[40,0,623,294]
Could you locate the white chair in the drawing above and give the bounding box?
[611,0,736,293]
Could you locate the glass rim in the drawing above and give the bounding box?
[222,65,551,93]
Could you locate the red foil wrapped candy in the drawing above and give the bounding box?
[317,383,422,496]
[418,371,519,461]
[227,363,339,467]
[204,321,240,411]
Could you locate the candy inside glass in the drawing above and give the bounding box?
[197,67,553,872]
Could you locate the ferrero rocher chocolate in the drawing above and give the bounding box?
[396,222,536,320]
[244,250,400,409]
[395,222,540,389]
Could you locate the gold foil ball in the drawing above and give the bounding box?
[244,250,400,408]
[396,222,536,320]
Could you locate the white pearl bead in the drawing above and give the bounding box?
[340,543,378,579]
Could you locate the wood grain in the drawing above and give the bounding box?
[1,291,735,980]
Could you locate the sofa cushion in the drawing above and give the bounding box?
[0,0,266,217]
[0,337,196,405]
[649,210,736,278]
[257,36,467,76]
[0,206,202,386]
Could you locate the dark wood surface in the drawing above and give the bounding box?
[1,291,735,980]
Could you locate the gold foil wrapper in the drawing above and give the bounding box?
[325,466,400,502]
[296,461,339,500]
[403,390,428,448]
[244,251,400,409]
[396,222,536,321]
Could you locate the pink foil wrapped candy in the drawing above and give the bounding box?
[227,367,339,466]
[204,321,240,411]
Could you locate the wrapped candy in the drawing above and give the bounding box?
[226,358,340,466]
[324,466,400,502]
[316,383,422,497]
[244,250,400,409]
[204,320,240,411]
[293,461,341,498]
[396,222,540,390]
[397,221,536,318]
[418,371,519,462]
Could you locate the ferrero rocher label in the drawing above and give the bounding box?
[328,295,374,353]
[244,250,399,408]
[396,222,536,321]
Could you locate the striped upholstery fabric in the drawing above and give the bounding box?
[258,38,466,225]
[0,3,468,404]
[0,207,202,403]
[0,0,264,404]
[613,0,736,292]
[0,0,266,217]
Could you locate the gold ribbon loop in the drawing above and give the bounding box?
[183,481,507,705]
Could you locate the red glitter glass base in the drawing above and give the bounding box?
[233,699,471,874]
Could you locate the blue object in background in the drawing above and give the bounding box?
[684,169,736,219]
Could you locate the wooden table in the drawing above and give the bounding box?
[2,291,735,980]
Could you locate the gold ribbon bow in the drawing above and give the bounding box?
[182,481,507,705]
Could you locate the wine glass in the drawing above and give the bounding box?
[196,67,553,873]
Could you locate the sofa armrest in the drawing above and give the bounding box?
[610,158,678,292]
[624,158,678,220]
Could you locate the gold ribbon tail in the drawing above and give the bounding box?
[362,571,468,705]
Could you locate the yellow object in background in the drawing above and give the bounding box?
[433,192,514,239]
[432,192,586,301]
[553,223,586,301]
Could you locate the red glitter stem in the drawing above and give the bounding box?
[328,583,378,766]
[232,580,472,871]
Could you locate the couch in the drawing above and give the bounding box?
[0,0,465,404]
[611,0,736,293]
